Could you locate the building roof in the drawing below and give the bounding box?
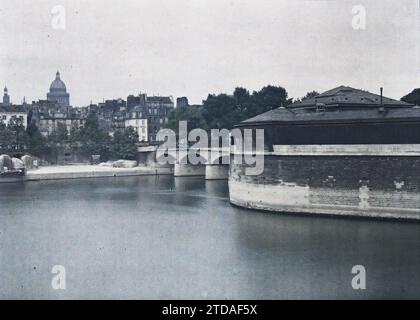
[292,86,412,108]
[0,105,26,113]
[147,96,173,104]
[49,71,67,91]
[239,106,420,126]
[239,86,417,126]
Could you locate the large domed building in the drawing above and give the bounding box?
[47,71,70,107]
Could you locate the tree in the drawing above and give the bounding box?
[47,123,69,163]
[5,118,28,151]
[110,127,139,160]
[49,122,69,146]
[233,87,251,115]
[401,88,420,105]
[202,93,241,130]
[301,90,320,101]
[26,122,48,157]
[249,85,288,116]
[69,123,82,148]
[0,122,15,152]
[167,104,208,134]
[78,114,110,159]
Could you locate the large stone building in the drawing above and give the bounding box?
[230,86,420,220]
[37,107,84,136]
[47,71,70,107]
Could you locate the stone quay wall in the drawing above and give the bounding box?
[229,149,420,220]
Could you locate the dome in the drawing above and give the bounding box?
[49,71,67,91]
[47,71,70,107]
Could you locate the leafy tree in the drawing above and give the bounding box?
[69,123,82,148]
[0,122,15,152]
[79,114,110,159]
[233,87,251,115]
[201,85,289,130]
[110,127,139,160]
[47,123,69,163]
[202,93,240,130]
[26,122,48,157]
[249,85,288,116]
[6,118,28,151]
[301,91,320,101]
[401,88,420,105]
[49,122,69,146]
[167,104,208,133]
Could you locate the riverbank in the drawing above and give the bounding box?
[1,165,173,182]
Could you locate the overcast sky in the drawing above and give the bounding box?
[0,0,419,106]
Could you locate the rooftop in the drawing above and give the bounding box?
[0,105,26,113]
[240,86,418,126]
[292,86,412,108]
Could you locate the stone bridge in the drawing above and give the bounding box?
[138,146,231,179]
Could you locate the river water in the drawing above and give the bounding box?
[0,176,419,299]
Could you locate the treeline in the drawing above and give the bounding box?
[167,85,292,132]
[0,115,139,162]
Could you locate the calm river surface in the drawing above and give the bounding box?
[0,176,419,299]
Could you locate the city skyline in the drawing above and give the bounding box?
[1,0,419,107]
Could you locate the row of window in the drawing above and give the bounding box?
[41,119,83,125]
[1,115,24,121]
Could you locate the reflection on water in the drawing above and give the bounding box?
[0,176,419,299]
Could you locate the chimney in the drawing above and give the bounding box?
[380,87,383,106]
[378,87,385,113]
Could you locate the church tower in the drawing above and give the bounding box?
[3,86,10,105]
[47,71,70,107]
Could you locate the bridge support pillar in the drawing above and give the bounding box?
[205,164,229,180]
[174,163,205,177]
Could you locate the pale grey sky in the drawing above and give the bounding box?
[0,0,419,106]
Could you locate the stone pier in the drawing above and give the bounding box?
[205,164,229,180]
[174,163,205,177]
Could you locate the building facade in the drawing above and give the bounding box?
[145,96,173,143]
[125,118,148,142]
[93,93,174,144]
[38,113,84,136]
[0,105,27,129]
